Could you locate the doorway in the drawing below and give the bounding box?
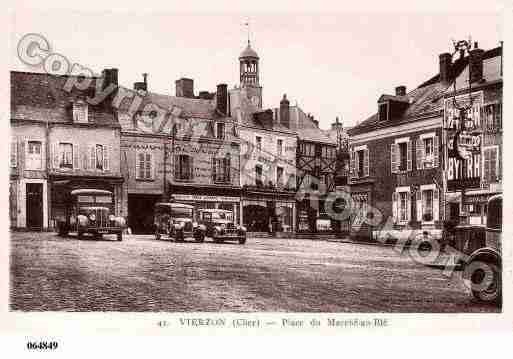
[26,183,43,230]
[128,194,161,234]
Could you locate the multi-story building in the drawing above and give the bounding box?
[347,43,501,241]
[442,44,502,225]
[117,76,241,233]
[10,69,123,230]
[229,41,298,234]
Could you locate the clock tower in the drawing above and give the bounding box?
[239,40,262,109]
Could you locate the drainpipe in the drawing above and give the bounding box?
[46,121,51,230]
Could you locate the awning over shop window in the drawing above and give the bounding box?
[446,192,461,203]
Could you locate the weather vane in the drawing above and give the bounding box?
[244,19,251,45]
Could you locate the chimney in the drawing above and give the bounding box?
[101,68,119,108]
[469,42,485,83]
[331,117,343,131]
[439,52,452,83]
[216,83,228,115]
[395,85,406,96]
[175,78,194,98]
[280,94,290,128]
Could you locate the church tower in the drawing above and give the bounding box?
[239,40,262,109]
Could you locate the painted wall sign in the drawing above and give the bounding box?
[173,194,239,202]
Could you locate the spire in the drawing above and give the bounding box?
[245,19,251,46]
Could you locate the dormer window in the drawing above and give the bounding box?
[378,102,388,122]
[73,101,88,123]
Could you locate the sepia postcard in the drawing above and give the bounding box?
[1,1,512,348]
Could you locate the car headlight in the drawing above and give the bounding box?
[240,226,247,232]
[109,215,116,221]
[214,226,222,232]
[193,222,198,227]
[89,213,96,221]
[199,224,206,231]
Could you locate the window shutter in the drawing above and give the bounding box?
[73,143,80,169]
[483,149,491,184]
[406,191,411,221]
[174,155,179,180]
[433,136,439,168]
[363,148,369,177]
[392,192,398,221]
[188,156,194,180]
[391,144,397,173]
[53,143,60,169]
[433,187,439,221]
[145,153,151,179]
[349,150,355,178]
[10,141,18,168]
[416,138,423,170]
[81,144,88,170]
[225,157,231,182]
[416,190,422,222]
[212,158,216,182]
[151,153,156,180]
[135,151,140,179]
[104,146,110,171]
[490,148,497,181]
[89,145,96,170]
[407,141,412,172]
[498,146,502,180]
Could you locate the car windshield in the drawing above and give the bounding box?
[171,207,193,218]
[211,211,233,221]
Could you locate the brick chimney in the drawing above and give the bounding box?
[439,52,452,83]
[216,83,228,115]
[133,73,148,92]
[175,78,194,98]
[280,94,290,128]
[331,117,342,131]
[101,68,118,109]
[395,85,406,96]
[469,42,485,83]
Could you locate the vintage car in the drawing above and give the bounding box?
[57,189,125,241]
[154,202,206,242]
[197,209,247,244]
[460,194,502,305]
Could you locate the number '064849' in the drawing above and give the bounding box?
[26,341,59,350]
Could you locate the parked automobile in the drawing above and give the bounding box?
[57,189,125,241]
[461,194,502,305]
[154,202,206,242]
[197,209,246,244]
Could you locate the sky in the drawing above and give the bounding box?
[10,12,502,129]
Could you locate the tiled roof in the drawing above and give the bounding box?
[117,87,217,119]
[289,106,336,144]
[11,71,119,127]
[349,46,502,137]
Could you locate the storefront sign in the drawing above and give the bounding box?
[173,194,239,202]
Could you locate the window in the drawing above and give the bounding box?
[301,143,315,156]
[27,141,43,170]
[422,189,433,221]
[73,101,88,123]
[416,134,438,169]
[398,142,408,171]
[424,138,434,160]
[277,139,283,157]
[350,146,369,179]
[255,164,263,186]
[483,146,500,183]
[87,144,109,171]
[136,152,153,180]
[399,192,408,222]
[213,156,231,183]
[174,155,193,181]
[322,146,335,159]
[276,166,284,186]
[216,122,225,140]
[393,187,410,223]
[357,150,365,177]
[256,136,262,151]
[10,142,17,168]
[59,143,73,169]
[379,103,388,122]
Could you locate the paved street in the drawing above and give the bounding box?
[10,232,498,312]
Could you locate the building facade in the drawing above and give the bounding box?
[10,70,123,230]
[229,41,298,234]
[117,76,241,233]
[442,44,502,225]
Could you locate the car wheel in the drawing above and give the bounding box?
[239,237,246,245]
[195,233,205,243]
[117,232,123,241]
[155,230,161,240]
[471,261,501,305]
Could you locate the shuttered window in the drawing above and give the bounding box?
[213,156,231,183]
[10,141,18,168]
[174,154,193,181]
[392,139,414,173]
[136,151,153,180]
[483,146,499,184]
